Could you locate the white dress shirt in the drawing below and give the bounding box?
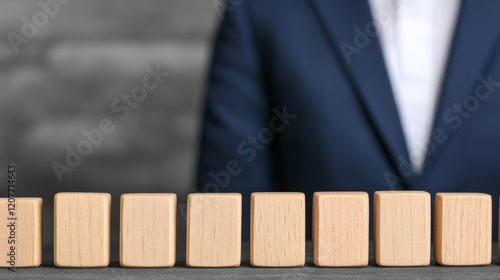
[368,0,461,173]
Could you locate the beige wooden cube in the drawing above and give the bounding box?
[0,198,42,267]
[312,192,368,267]
[374,191,430,266]
[186,193,241,267]
[120,193,176,267]
[54,192,111,267]
[250,192,305,267]
[434,193,491,266]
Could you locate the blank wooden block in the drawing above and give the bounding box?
[0,198,42,267]
[312,192,368,267]
[186,193,241,267]
[54,192,111,267]
[374,191,430,266]
[434,193,491,266]
[250,192,305,267]
[120,194,176,267]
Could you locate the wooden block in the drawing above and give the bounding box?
[312,192,368,267]
[120,193,176,267]
[250,192,305,267]
[54,192,111,267]
[186,193,241,267]
[374,191,430,266]
[0,198,42,267]
[434,193,491,266]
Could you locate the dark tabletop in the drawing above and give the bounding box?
[1,243,499,280]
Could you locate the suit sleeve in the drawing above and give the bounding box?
[196,3,277,196]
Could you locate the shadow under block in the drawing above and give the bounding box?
[120,194,176,267]
[312,192,369,267]
[0,198,42,267]
[250,192,305,267]
[374,191,431,266]
[186,193,241,267]
[434,193,492,266]
[54,193,111,267]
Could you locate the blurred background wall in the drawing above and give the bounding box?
[0,0,223,245]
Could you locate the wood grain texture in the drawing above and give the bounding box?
[434,193,492,266]
[120,194,176,267]
[0,198,42,267]
[186,193,241,267]
[374,191,430,266]
[54,192,111,267]
[312,192,368,267]
[250,192,305,267]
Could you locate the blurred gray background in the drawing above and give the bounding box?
[0,0,223,244]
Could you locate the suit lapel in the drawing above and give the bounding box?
[309,0,411,188]
[420,0,500,177]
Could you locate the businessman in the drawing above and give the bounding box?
[197,0,500,238]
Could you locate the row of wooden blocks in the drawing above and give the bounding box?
[0,191,494,268]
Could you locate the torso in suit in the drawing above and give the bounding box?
[197,0,500,239]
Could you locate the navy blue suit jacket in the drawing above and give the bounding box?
[197,0,500,239]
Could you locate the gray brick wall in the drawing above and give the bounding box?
[0,0,222,244]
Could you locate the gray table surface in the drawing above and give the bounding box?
[0,243,499,280]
